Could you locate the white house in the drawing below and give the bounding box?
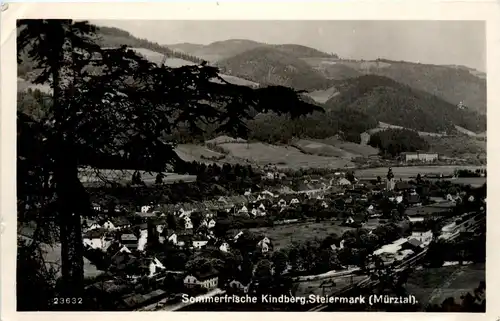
[141,205,152,213]
[411,230,433,245]
[233,231,244,241]
[316,195,324,200]
[156,224,165,234]
[250,208,258,216]
[367,205,375,213]
[148,257,166,278]
[239,206,248,214]
[321,201,329,209]
[184,272,219,290]
[338,178,351,186]
[244,189,252,196]
[258,203,266,211]
[166,232,178,245]
[83,230,113,250]
[278,199,287,207]
[345,216,355,225]
[208,219,216,229]
[137,229,148,251]
[92,203,102,212]
[257,237,271,253]
[257,195,265,201]
[219,242,230,253]
[228,280,249,293]
[87,222,101,231]
[193,239,209,249]
[468,195,475,202]
[102,220,116,230]
[290,198,300,205]
[265,172,275,180]
[185,218,193,230]
[262,190,274,198]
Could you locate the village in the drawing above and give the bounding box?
[53,165,486,311]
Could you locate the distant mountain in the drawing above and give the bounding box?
[304,58,486,115]
[325,75,486,134]
[165,39,336,63]
[216,47,332,91]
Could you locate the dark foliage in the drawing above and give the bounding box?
[368,128,430,157]
[325,75,486,133]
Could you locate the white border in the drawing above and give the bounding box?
[1,2,499,321]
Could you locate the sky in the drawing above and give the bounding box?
[91,20,486,72]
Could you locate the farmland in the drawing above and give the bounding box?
[246,220,355,250]
[216,142,354,169]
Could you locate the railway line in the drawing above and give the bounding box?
[308,212,485,312]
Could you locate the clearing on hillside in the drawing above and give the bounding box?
[217,142,354,169]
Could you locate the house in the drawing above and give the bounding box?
[277,199,287,207]
[321,201,329,208]
[257,237,272,253]
[184,270,219,290]
[148,257,166,278]
[250,208,259,216]
[258,203,266,211]
[92,203,102,212]
[207,219,216,229]
[193,238,209,249]
[261,190,275,198]
[289,198,300,205]
[257,195,265,201]
[141,205,152,213]
[121,233,138,250]
[184,218,193,230]
[219,242,230,253]
[233,231,244,241]
[102,220,116,230]
[401,152,438,163]
[337,178,351,186]
[244,189,252,196]
[228,280,249,293]
[87,222,102,231]
[265,172,275,180]
[402,238,424,251]
[83,229,113,250]
[411,230,433,245]
[163,229,178,245]
[111,217,131,230]
[137,229,148,251]
[238,205,248,214]
[344,216,355,225]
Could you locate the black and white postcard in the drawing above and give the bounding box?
[1,2,498,321]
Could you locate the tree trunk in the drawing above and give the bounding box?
[54,160,85,299]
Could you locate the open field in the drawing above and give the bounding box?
[174,144,226,162]
[305,86,339,104]
[355,165,486,179]
[245,220,355,250]
[317,137,379,157]
[405,263,485,307]
[217,142,354,169]
[291,139,356,159]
